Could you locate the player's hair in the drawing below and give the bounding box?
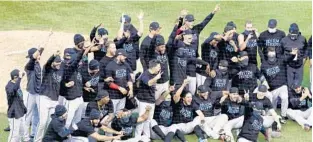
[245,20,253,26]
[105,41,115,48]
[148,59,160,69]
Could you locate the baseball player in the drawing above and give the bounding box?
[42,105,72,142]
[105,49,133,113]
[6,69,27,142]
[85,89,114,127]
[89,23,109,61]
[286,83,312,131]
[24,46,45,141]
[35,51,63,142]
[193,85,228,140]
[226,21,239,43]
[219,87,245,142]
[135,59,162,139]
[115,12,144,71]
[260,47,289,121]
[204,60,230,91]
[258,19,286,61]
[111,107,152,142]
[99,41,117,91]
[140,21,161,71]
[238,20,260,65]
[281,23,308,87]
[71,109,123,142]
[59,44,86,129]
[172,86,207,142]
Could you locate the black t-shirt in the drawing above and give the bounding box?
[288,89,312,111]
[153,101,173,127]
[221,98,244,120]
[105,60,132,99]
[258,30,286,61]
[219,40,239,70]
[72,118,96,137]
[111,115,138,140]
[99,56,114,89]
[186,44,198,77]
[231,64,261,94]
[204,70,229,91]
[242,32,258,65]
[152,51,169,84]
[136,70,157,103]
[85,101,113,119]
[248,93,273,115]
[261,58,287,91]
[192,92,222,117]
[81,68,100,102]
[173,99,198,124]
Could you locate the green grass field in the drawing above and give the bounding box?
[0,1,311,142]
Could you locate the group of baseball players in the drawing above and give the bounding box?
[5,4,313,142]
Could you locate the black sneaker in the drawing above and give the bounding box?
[279,117,287,124]
[3,126,10,132]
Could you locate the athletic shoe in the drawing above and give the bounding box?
[304,124,311,131]
[3,126,10,132]
[198,138,207,142]
[271,131,281,138]
[279,117,287,124]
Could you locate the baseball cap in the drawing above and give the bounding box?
[120,15,131,23]
[149,22,161,31]
[292,81,301,89]
[258,85,268,93]
[55,105,67,117]
[239,51,248,57]
[185,14,195,22]
[63,48,76,56]
[197,85,211,93]
[90,109,101,120]
[26,47,38,58]
[74,34,85,45]
[95,89,109,101]
[97,28,109,36]
[219,60,229,67]
[226,21,237,29]
[155,35,165,46]
[53,56,62,63]
[289,23,299,34]
[182,29,193,35]
[229,87,239,94]
[116,49,127,57]
[89,60,99,70]
[268,19,277,28]
[10,69,20,79]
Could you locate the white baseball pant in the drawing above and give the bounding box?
[237,137,253,142]
[64,96,84,129]
[58,95,66,106]
[253,88,273,103]
[76,102,88,120]
[196,73,207,88]
[150,119,177,140]
[8,116,27,142]
[174,116,201,134]
[35,95,58,142]
[270,85,289,117]
[155,81,169,100]
[287,108,312,127]
[23,92,39,141]
[111,98,126,113]
[187,76,197,95]
[200,114,228,139]
[135,100,155,138]
[113,135,150,142]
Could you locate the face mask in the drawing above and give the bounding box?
[268,28,277,33]
[219,66,228,74]
[244,30,252,35]
[290,34,298,40]
[267,52,276,62]
[162,101,171,107]
[239,58,249,67]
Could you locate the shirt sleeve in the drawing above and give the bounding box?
[52,121,72,138]
[192,13,215,34]
[140,72,150,85]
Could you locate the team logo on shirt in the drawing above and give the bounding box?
[214,79,227,88]
[17,89,23,97]
[186,49,196,57]
[227,106,240,114]
[123,43,133,52]
[238,70,253,79]
[251,119,263,131]
[299,100,307,107]
[52,72,62,83]
[178,58,187,67]
[77,72,82,82]
[226,44,235,52]
[116,69,127,78]
[251,102,264,115]
[199,103,212,111]
[156,55,168,64]
[246,39,257,48]
[160,109,172,120]
[265,66,280,77]
[210,50,217,58]
[265,39,281,47]
[180,107,192,118]
[122,126,133,136]
[88,76,99,86]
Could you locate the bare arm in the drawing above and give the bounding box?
[90,132,121,141]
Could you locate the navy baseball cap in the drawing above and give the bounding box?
[198,85,211,93]
[26,47,38,58]
[95,89,109,101]
[268,19,277,28]
[155,35,165,46]
[230,87,239,94]
[149,22,161,31]
[219,60,229,67]
[116,49,127,57]
[63,48,75,56]
[55,105,67,117]
[185,14,195,22]
[90,109,101,120]
[289,23,299,34]
[53,56,62,63]
[258,85,268,93]
[120,15,131,23]
[89,60,99,70]
[226,21,237,29]
[182,29,193,35]
[97,28,108,36]
[74,34,85,45]
[10,69,20,79]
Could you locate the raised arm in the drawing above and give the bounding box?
[192,4,220,33]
